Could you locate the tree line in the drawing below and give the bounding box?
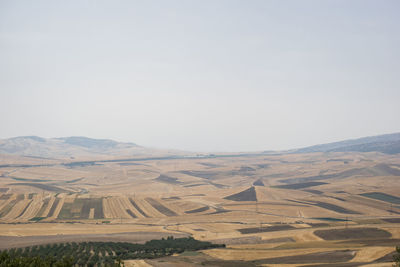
[0,236,224,266]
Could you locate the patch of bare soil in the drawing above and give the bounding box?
[313,201,361,214]
[145,198,178,216]
[314,228,391,240]
[147,253,256,267]
[300,263,366,267]
[238,224,295,234]
[201,260,256,267]
[314,228,392,240]
[339,238,400,246]
[224,187,257,202]
[382,218,400,223]
[275,181,328,189]
[253,250,356,264]
[185,206,209,214]
[373,250,397,263]
[210,236,294,245]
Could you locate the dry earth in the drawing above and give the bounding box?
[1,151,400,265]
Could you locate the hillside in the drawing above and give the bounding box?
[0,135,400,266]
[293,132,400,154]
[1,132,399,160]
[0,136,185,160]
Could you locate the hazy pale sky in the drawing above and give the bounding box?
[1,0,399,152]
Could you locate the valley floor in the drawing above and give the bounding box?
[1,151,400,265]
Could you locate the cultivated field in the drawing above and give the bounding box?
[1,151,400,265]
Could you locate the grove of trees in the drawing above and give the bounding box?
[394,246,400,267]
[0,236,224,266]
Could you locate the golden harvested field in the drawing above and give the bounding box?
[1,151,400,265]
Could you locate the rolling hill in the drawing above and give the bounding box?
[0,136,185,160]
[293,132,400,154]
[0,133,400,266]
[0,132,399,160]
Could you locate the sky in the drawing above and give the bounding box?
[0,0,399,152]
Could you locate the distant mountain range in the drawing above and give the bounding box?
[0,132,399,159]
[0,136,183,159]
[293,132,400,154]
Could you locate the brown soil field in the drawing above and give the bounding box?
[314,228,392,240]
[129,198,149,218]
[238,224,296,234]
[145,198,178,216]
[253,249,356,264]
[0,151,400,265]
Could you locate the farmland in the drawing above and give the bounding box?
[1,237,223,266]
[0,150,400,265]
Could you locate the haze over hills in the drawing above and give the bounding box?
[0,132,399,161]
[293,132,400,155]
[1,1,400,265]
[0,136,186,160]
[1,134,400,266]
